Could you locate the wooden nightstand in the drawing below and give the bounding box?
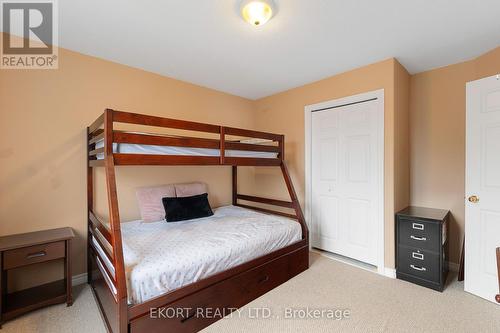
[0,227,75,327]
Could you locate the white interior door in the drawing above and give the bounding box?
[311,96,383,266]
[465,74,500,304]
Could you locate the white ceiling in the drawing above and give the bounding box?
[52,1,500,98]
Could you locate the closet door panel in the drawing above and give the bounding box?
[312,98,380,266]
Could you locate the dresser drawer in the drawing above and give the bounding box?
[3,241,65,269]
[397,246,440,282]
[398,218,441,252]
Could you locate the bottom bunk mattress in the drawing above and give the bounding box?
[121,205,302,304]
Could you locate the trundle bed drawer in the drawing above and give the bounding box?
[130,246,308,333]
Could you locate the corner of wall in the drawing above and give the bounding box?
[394,59,411,212]
[473,46,500,79]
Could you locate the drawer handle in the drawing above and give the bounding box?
[258,275,270,284]
[412,223,424,230]
[26,251,47,259]
[410,235,427,241]
[412,252,424,260]
[410,264,427,272]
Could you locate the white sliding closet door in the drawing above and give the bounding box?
[311,97,383,266]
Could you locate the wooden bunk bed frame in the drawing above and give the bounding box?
[87,109,309,333]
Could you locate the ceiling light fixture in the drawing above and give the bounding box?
[240,0,275,27]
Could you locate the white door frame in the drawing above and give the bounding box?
[304,89,385,275]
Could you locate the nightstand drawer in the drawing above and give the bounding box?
[397,246,440,282]
[3,241,65,269]
[398,218,441,252]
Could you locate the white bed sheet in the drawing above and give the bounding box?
[95,140,278,159]
[121,205,301,304]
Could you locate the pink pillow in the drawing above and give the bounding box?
[174,182,208,197]
[136,184,176,222]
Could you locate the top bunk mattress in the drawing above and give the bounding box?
[120,205,302,304]
[95,137,278,159]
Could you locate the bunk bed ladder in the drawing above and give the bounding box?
[232,162,308,241]
[103,110,129,333]
[280,161,306,233]
[87,110,128,333]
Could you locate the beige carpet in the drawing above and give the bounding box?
[1,283,106,333]
[3,253,499,333]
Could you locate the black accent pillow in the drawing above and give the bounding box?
[162,193,214,222]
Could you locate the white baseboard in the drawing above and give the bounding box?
[72,273,88,286]
[312,249,396,279]
[383,267,396,279]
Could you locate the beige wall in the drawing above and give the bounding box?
[0,33,256,289]
[253,58,410,269]
[409,46,500,265]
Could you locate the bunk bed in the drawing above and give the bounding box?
[87,109,309,333]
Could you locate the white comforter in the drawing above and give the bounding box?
[121,205,302,304]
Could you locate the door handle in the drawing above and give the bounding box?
[468,195,479,203]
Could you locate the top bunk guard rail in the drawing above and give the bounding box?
[88,109,284,167]
[86,109,308,333]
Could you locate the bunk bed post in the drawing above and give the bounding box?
[220,126,225,165]
[279,134,285,160]
[103,109,128,333]
[232,166,237,205]
[280,161,308,241]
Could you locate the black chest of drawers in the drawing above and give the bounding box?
[396,206,449,291]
